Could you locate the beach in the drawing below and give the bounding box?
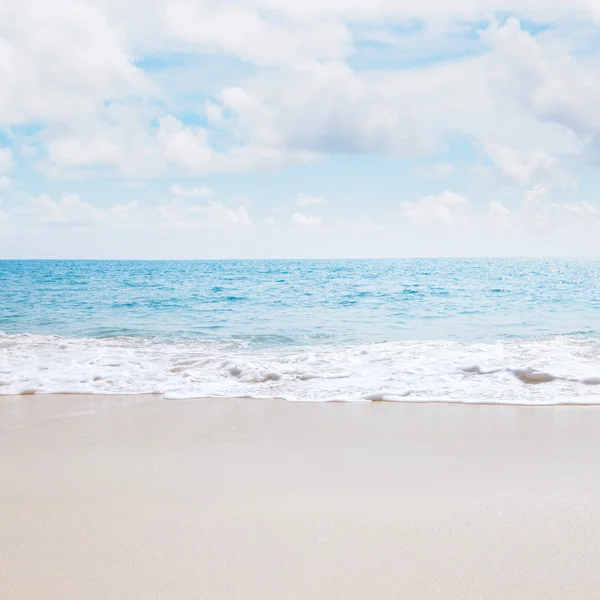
[2,395,600,599]
[4,0,600,595]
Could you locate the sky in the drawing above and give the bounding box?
[1,0,600,258]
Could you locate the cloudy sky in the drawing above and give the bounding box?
[1,0,600,258]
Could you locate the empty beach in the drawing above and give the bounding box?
[2,395,600,599]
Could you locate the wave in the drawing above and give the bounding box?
[1,332,600,404]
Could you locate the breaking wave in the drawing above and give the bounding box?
[2,332,600,404]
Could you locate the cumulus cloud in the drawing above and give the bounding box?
[484,18,600,159]
[215,63,437,160]
[156,116,213,171]
[18,189,254,231]
[164,0,352,68]
[6,6,599,182]
[4,186,600,258]
[401,191,469,226]
[43,112,216,178]
[28,193,100,226]
[3,2,600,257]
[484,143,569,186]
[0,0,151,126]
[40,104,320,178]
[41,104,158,177]
[198,201,252,225]
[158,199,253,227]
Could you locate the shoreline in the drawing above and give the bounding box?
[4,332,600,405]
[5,391,600,407]
[3,395,600,599]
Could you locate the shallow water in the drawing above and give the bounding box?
[2,259,600,403]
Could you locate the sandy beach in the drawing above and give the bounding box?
[2,395,600,599]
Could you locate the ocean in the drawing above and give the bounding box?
[2,258,600,403]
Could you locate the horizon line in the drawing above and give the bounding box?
[1,256,600,262]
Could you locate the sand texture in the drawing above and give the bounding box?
[2,395,600,599]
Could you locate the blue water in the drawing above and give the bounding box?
[3,259,600,402]
[1,258,600,344]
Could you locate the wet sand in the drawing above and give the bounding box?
[2,394,600,599]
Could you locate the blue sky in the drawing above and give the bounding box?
[1,1,600,258]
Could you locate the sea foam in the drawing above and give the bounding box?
[2,332,600,404]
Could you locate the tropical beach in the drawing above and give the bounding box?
[4,1,600,597]
[3,259,600,597]
[2,394,600,599]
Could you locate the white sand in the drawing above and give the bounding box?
[2,395,600,599]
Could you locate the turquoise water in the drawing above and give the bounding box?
[2,259,600,402]
[2,259,600,343]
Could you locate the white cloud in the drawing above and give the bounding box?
[0,148,13,172]
[42,111,217,178]
[293,212,323,227]
[296,193,327,207]
[41,104,156,177]
[170,182,215,198]
[216,63,437,160]
[28,193,100,226]
[401,191,469,225]
[0,175,11,191]
[40,105,319,178]
[164,1,352,68]
[8,8,597,183]
[20,190,254,231]
[5,186,600,258]
[0,0,151,126]
[3,3,600,257]
[157,199,253,227]
[484,144,566,186]
[194,0,600,23]
[156,115,213,171]
[484,18,600,159]
[199,201,252,225]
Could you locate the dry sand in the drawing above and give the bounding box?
[2,394,600,599]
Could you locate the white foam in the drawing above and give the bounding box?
[1,332,600,404]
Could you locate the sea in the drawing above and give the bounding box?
[2,258,600,404]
